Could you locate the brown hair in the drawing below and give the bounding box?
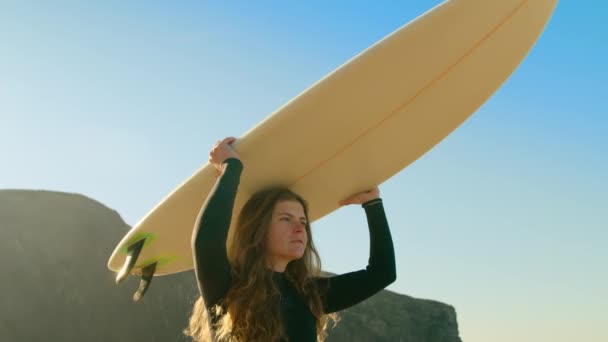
[184,186,339,341]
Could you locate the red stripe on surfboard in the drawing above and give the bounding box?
[290,0,529,187]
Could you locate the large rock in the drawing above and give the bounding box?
[0,189,461,341]
[325,285,461,341]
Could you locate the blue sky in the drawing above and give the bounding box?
[1,1,606,341]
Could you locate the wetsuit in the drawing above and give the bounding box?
[192,157,396,341]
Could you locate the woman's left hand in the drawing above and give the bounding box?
[339,186,380,206]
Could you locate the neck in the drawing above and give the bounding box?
[268,259,288,273]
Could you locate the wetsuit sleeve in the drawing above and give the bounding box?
[191,157,243,308]
[315,198,396,314]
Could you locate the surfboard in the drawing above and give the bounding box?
[108,0,558,300]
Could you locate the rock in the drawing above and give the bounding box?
[0,189,461,341]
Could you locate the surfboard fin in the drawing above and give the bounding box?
[115,238,145,284]
[133,262,157,302]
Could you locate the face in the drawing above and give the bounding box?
[266,200,308,270]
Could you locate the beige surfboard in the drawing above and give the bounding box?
[107,0,557,299]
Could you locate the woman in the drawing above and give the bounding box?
[185,137,396,342]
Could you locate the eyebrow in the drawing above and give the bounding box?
[278,213,307,221]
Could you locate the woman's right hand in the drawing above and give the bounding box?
[209,137,241,177]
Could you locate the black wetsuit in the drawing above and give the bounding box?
[192,157,396,341]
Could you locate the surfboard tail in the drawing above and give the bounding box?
[114,238,157,301]
[115,239,145,284]
[132,262,157,302]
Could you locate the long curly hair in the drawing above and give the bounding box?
[184,186,340,341]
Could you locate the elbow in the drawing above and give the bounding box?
[191,237,200,261]
[191,229,205,256]
[383,259,397,286]
[191,229,200,250]
[368,264,397,288]
[387,270,397,285]
[383,266,397,287]
[190,236,197,253]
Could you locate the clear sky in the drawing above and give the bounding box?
[1,1,606,341]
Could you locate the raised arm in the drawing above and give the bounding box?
[191,157,243,308]
[315,198,396,314]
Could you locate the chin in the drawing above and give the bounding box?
[288,253,305,261]
[285,246,306,261]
